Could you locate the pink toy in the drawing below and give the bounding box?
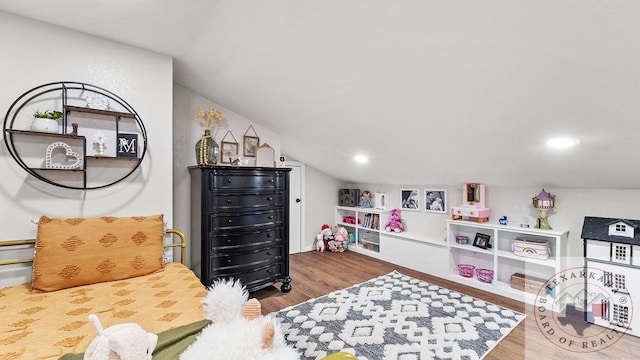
[329,226,348,252]
[385,209,405,233]
[343,216,357,224]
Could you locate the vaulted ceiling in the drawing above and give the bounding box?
[2,1,639,188]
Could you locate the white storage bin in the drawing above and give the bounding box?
[512,238,550,260]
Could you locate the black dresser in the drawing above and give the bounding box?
[189,166,292,293]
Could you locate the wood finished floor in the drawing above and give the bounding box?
[253,251,640,360]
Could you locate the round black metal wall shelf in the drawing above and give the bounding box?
[3,81,147,190]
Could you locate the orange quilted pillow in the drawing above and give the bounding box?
[31,214,164,291]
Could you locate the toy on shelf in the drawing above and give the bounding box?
[532,188,555,230]
[343,216,357,224]
[451,183,491,223]
[384,208,405,233]
[499,216,508,225]
[359,190,374,208]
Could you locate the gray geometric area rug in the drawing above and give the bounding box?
[275,271,525,360]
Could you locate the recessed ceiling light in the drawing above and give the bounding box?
[546,137,580,149]
[354,154,368,164]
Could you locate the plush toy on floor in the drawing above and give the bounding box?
[315,231,325,252]
[385,208,405,233]
[329,226,348,252]
[180,279,300,360]
[316,224,333,252]
[84,314,158,360]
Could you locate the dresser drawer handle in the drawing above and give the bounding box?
[227,239,232,243]
[266,269,272,273]
[268,179,274,183]
[267,197,273,201]
[227,178,232,183]
[227,259,232,264]
[267,251,272,256]
[228,219,233,223]
[268,216,274,220]
[227,199,232,204]
[266,233,273,238]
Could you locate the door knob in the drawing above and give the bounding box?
[296,198,301,203]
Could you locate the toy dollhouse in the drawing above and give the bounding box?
[451,183,491,223]
[582,216,640,337]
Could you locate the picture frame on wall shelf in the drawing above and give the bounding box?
[473,233,491,249]
[116,133,138,158]
[424,189,447,213]
[400,189,420,211]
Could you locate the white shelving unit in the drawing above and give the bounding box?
[446,219,569,305]
[335,206,391,257]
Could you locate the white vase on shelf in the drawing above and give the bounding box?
[31,118,59,133]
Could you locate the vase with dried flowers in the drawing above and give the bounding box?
[194,105,223,165]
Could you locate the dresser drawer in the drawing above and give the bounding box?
[211,209,283,231]
[209,262,284,291]
[211,192,284,211]
[211,246,283,270]
[210,171,286,191]
[211,228,284,250]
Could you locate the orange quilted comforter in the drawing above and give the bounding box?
[0,263,206,360]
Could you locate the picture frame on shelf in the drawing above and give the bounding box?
[220,141,238,164]
[255,143,276,167]
[400,189,420,211]
[242,125,260,157]
[220,130,239,164]
[243,135,259,157]
[116,133,138,158]
[424,189,446,213]
[473,233,491,249]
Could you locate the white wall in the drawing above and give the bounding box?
[172,84,282,267]
[0,12,174,286]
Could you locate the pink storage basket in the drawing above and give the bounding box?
[457,264,475,278]
[476,268,494,283]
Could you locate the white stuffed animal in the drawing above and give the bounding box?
[84,314,158,360]
[315,232,325,252]
[180,279,300,360]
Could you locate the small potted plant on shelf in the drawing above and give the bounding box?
[32,109,63,133]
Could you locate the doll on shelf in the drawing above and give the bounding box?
[359,190,374,208]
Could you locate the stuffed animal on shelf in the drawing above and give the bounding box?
[84,314,158,360]
[385,208,405,233]
[180,279,300,360]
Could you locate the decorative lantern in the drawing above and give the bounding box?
[532,189,555,230]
